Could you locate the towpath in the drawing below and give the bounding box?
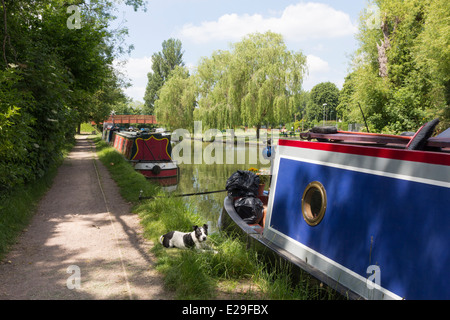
[0,135,171,300]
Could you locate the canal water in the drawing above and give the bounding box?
[170,139,272,230]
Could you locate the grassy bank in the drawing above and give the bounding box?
[0,138,75,260]
[91,134,339,300]
[80,122,100,134]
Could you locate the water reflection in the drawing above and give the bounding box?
[173,140,271,229]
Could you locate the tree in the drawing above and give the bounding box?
[112,98,145,115]
[337,73,356,123]
[144,38,185,114]
[190,32,307,137]
[0,0,146,194]
[195,50,234,130]
[292,90,310,123]
[154,66,196,130]
[234,32,307,138]
[413,0,450,128]
[194,31,307,137]
[349,0,449,133]
[309,82,340,124]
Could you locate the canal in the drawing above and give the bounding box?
[170,137,273,230]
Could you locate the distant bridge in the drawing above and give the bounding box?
[104,114,157,125]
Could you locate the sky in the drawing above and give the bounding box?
[111,0,370,103]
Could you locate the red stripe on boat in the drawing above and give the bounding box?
[137,168,179,178]
[279,139,450,166]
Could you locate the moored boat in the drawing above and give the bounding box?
[220,120,450,300]
[103,128,179,187]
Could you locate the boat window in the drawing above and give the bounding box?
[302,181,327,226]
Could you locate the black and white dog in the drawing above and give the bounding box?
[160,224,215,252]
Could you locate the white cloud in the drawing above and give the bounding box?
[302,54,331,91]
[114,56,152,101]
[123,86,147,102]
[306,54,329,73]
[177,2,357,44]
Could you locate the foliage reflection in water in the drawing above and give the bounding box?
[172,140,271,231]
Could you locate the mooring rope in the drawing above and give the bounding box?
[139,189,227,200]
[90,139,133,300]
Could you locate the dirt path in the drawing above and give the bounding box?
[0,135,172,300]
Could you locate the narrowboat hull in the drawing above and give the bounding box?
[270,140,449,300]
[103,129,179,186]
[219,195,360,299]
[221,135,450,300]
[132,161,179,187]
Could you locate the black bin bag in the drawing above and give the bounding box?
[234,197,264,225]
[226,170,260,197]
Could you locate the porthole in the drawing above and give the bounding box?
[302,181,327,226]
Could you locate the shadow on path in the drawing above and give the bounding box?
[0,135,171,300]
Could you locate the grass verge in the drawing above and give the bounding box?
[0,138,75,260]
[91,134,340,300]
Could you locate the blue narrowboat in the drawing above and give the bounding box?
[220,120,450,299]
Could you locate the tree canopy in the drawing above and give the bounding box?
[231,32,307,137]
[0,0,145,194]
[154,66,196,130]
[154,32,307,136]
[147,1,449,136]
[308,82,340,124]
[144,38,185,115]
[348,0,450,133]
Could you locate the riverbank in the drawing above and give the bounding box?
[91,134,340,300]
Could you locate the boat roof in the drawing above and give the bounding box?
[289,126,450,167]
[115,131,171,139]
[299,128,450,150]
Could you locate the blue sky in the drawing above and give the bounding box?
[112,0,370,102]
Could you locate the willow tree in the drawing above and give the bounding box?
[194,50,235,130]
[154,66,196,130]
[230,32,307,138]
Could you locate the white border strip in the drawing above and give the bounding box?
[265,226,402,300]
[278,145,450,188]
[280,154,449,188]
